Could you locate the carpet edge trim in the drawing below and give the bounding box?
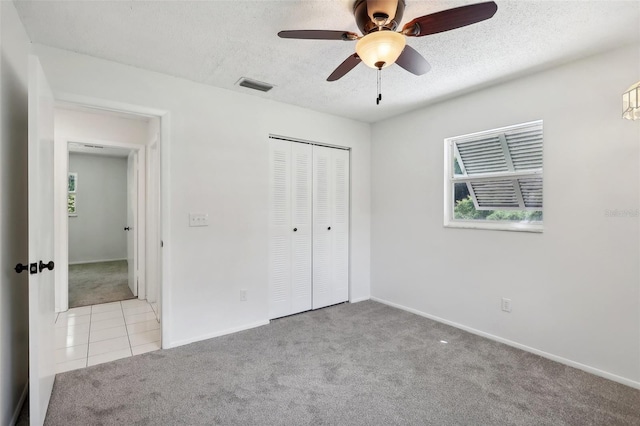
[370,297,640,390]
[165,320,270,349]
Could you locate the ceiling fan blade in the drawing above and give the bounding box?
[395,45,431,76]
[327,54,362,81]
[402,1,498,37]
[278,30,359,41]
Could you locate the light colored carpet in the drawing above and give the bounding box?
[68,260,134,308]
[43,301,639,425]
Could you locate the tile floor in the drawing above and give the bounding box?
[55,298,161,374]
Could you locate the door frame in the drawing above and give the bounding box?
[52,92,172,347]
[58,137,146,310]
[145,133,162,318]
[127,149,141,297]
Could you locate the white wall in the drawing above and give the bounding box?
[371,44,640,387]
[55,107,149,146]
[54,107,150,311]
[0,2,30,424]
[68,153,128,264]
[35,44,372,348]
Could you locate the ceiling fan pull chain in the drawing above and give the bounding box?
[376,68,382,105]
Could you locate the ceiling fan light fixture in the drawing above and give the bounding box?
[356,31,406,69]
[367,0,399,23]
[622,81,640,120]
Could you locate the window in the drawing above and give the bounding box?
[444,120,543,232]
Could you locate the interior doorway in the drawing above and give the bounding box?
[66,144,138,308]
[53,104,162,317]
[51,103,165,373]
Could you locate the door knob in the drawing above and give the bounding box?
[14,263,28,274]
[327,226,331,230]
[14,263,38,274]
[293,228,297,232]
[124,226,131,231]
[39,260,55,272]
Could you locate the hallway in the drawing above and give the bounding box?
[55,299,160,373]
[68,260,134,308]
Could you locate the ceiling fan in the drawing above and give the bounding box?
[278,0,498,82]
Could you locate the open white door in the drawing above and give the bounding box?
[127,152,138,296]
[28,55,56,426]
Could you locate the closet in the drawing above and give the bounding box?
[268,137,350,320]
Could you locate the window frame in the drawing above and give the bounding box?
[443,120,544,233]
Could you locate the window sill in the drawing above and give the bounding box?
[444,219,543,233]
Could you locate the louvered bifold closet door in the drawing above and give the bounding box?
[312,145,349,309]
[290,142,313,314]
[330,148,350,306]
[268,140,312,319]
[312,146,332,309]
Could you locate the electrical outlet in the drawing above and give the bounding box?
[240,289,247,302]
[501,298,512,313]
[189,213,209,227]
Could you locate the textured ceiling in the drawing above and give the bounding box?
[14,0,640,123]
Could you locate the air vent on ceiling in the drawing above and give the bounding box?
[236,77,274,93]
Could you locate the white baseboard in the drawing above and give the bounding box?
[69,258,127,265]
[10,381,28,426]
[370,297,640,390]
[166,320,270,349]
[349,296,370,304]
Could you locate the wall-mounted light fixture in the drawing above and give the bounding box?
[622,81,639,120]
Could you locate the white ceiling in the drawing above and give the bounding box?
[14,1,640,123]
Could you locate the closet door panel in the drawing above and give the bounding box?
[290,143,313,314]
[331,149,350,305]
[268,140,292,319]
[270,140,350,316]
[312,146,332,309]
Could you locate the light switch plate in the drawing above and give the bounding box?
[501,297,512,313]
[189,213,209,227]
